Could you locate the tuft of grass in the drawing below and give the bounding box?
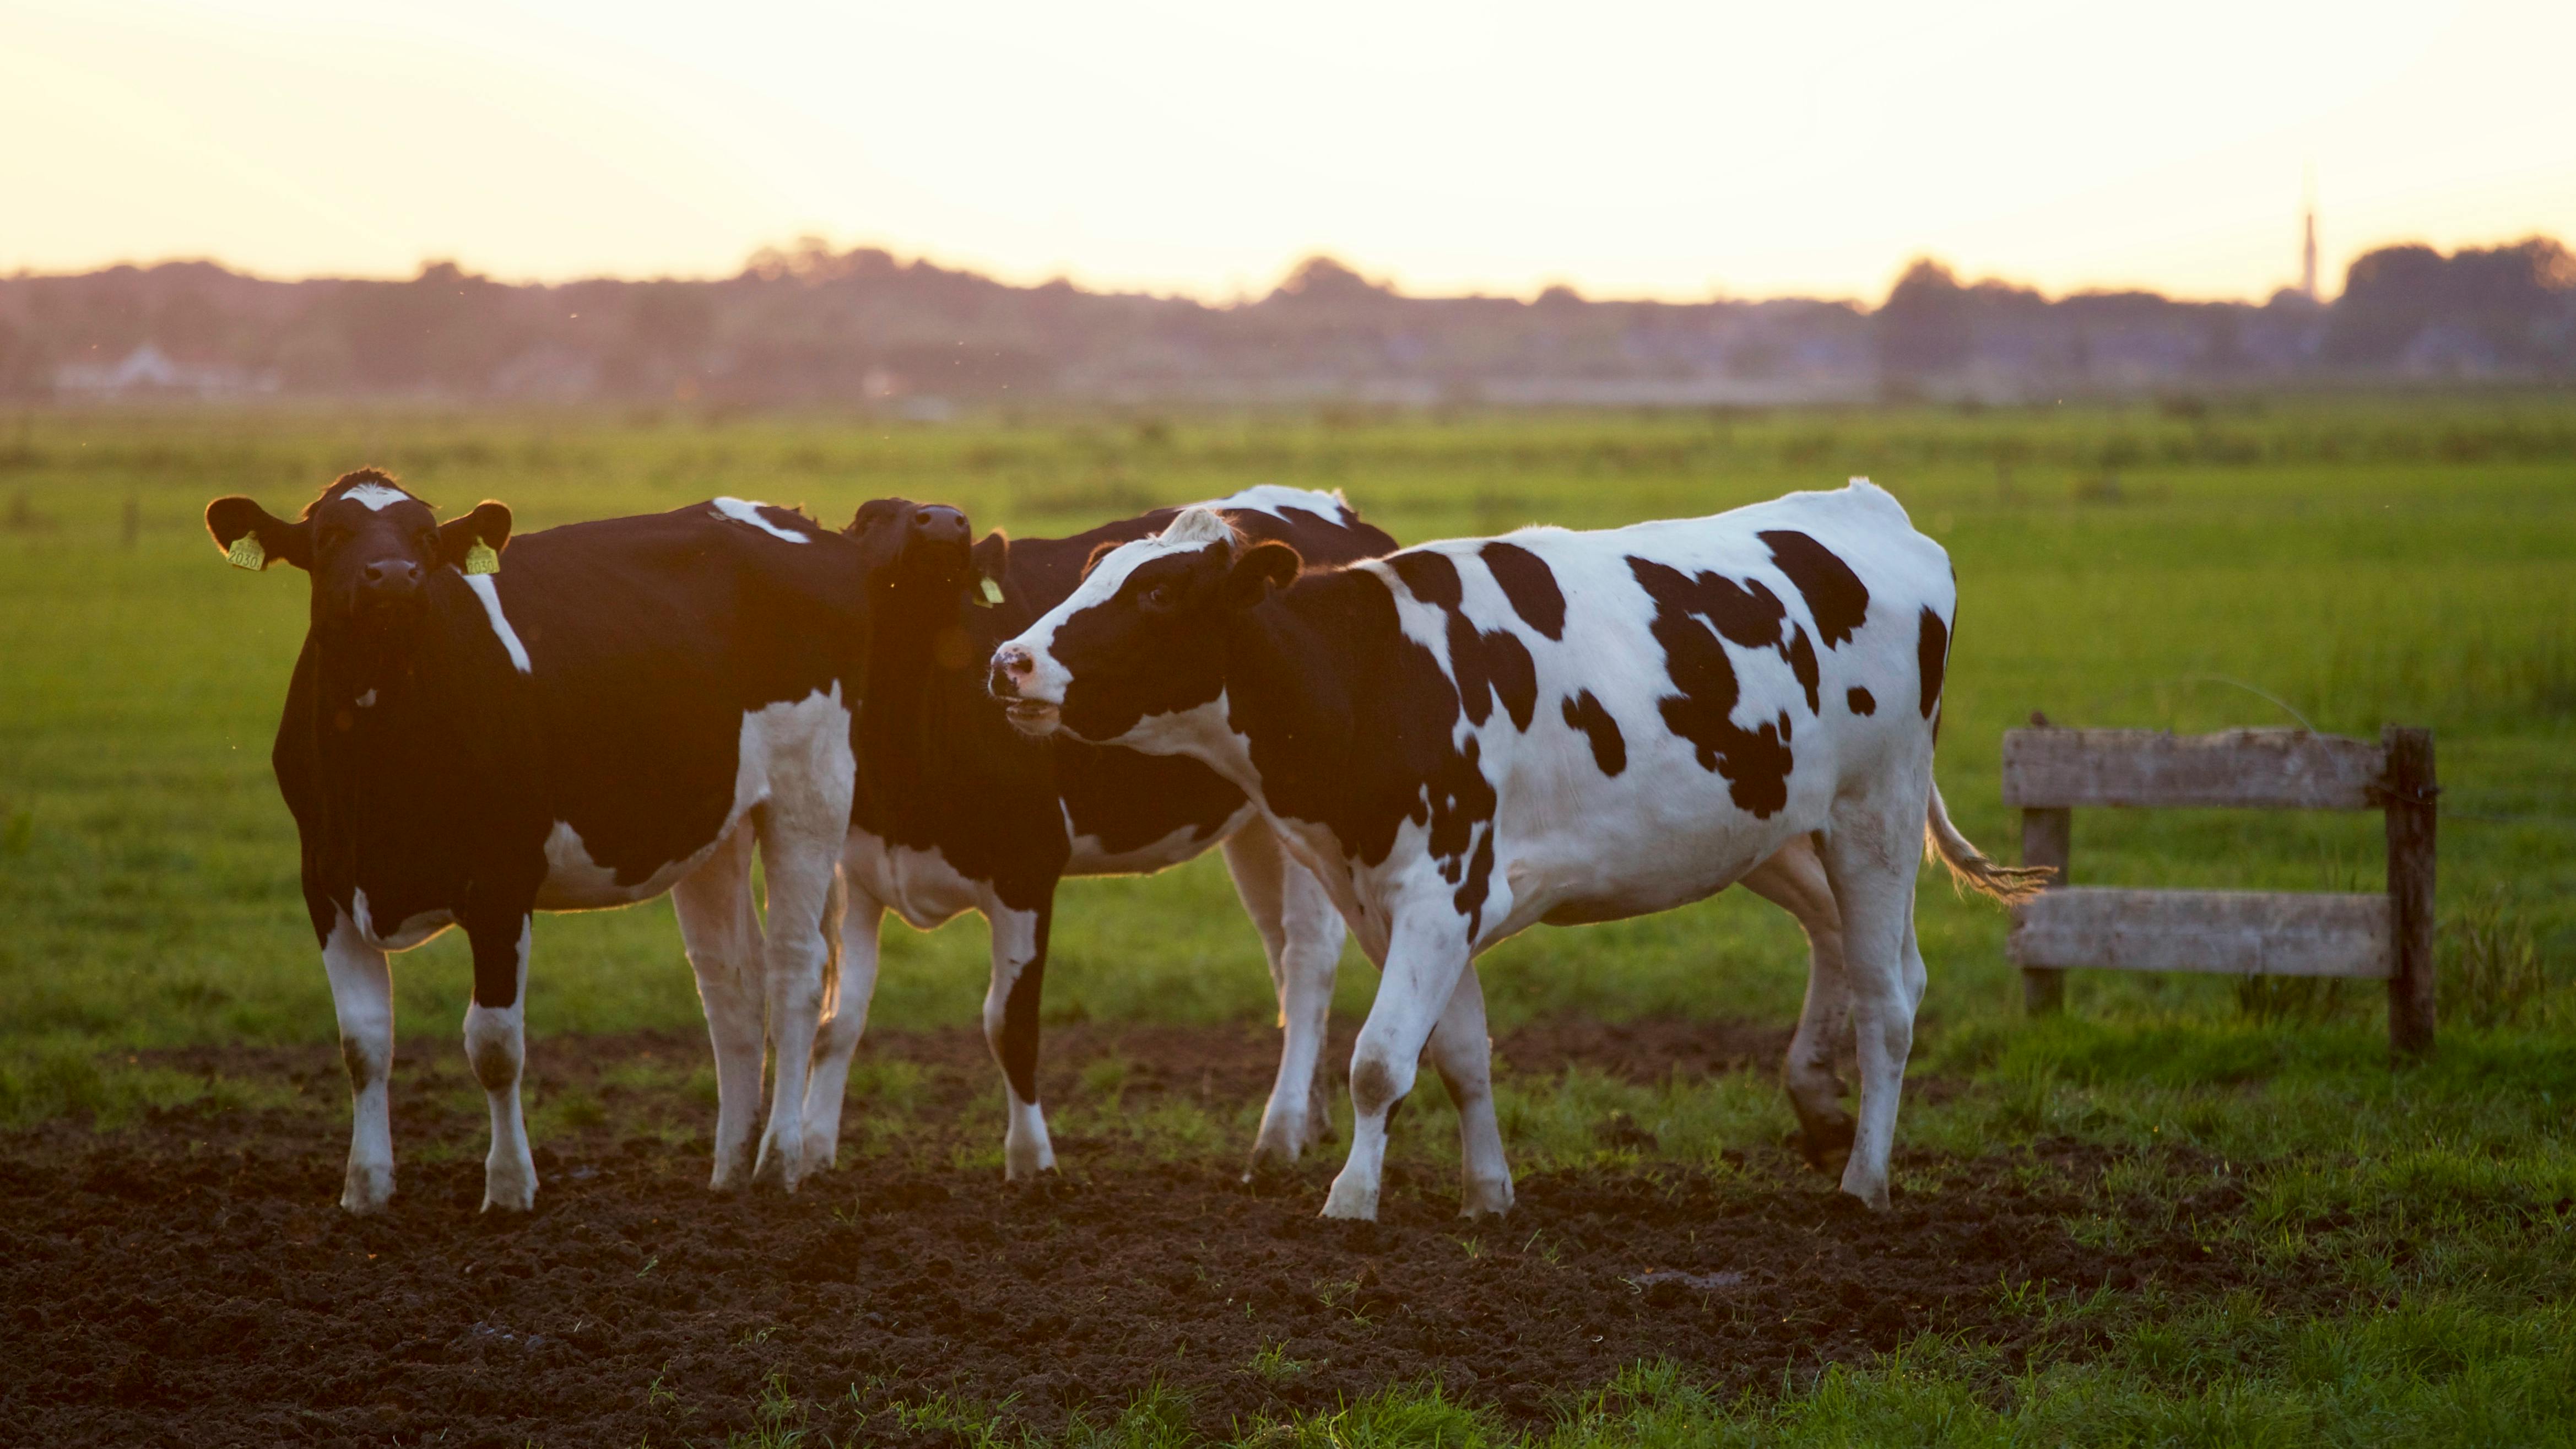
[2442,889,2552,1028]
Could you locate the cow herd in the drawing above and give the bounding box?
[203,469,2043,1221]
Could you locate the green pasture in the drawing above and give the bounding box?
[3,396,2573,1445]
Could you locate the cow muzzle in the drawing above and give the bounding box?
[987,645,1062,736]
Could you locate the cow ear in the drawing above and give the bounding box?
[205,496,310,572]
[439,501,513,575]
[1079,539,1120,582]
[1225,541,1301,608]
[969,529,1010,606]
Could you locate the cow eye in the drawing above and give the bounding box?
[1140,582,1176,611]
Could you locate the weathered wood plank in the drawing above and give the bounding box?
[2007,888,2393,978]
[2001,728,2387,811]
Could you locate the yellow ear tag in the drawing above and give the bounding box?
[464,540,501,576]
[975,575,1004,606]
[225,534,265,571]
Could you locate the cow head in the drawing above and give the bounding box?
[204,470,512,644]
[988,506,1298,743]
[843,496,1004,674]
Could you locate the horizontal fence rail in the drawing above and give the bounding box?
[2002,727,2389,811]
[2008,888,2394,978]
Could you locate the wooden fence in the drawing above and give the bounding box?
[2001,722,2437,1058]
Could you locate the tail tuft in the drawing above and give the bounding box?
[1924,780,2054,904]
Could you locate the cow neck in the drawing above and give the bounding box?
[305,579,521,823]
[1216,571,1369,832]
[854,592,982,810]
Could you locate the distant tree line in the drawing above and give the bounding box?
[2,235,2568,406]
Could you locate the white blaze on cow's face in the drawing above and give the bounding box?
[987,506,1285,744]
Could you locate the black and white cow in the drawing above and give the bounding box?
[206,471,879,1212]
[799,486,1398,1178]
[990,479,2044,1218]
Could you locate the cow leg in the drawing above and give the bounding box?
[463,917,537,1213]
[1739,835,1856,1178]
[749,814,842,1193]
[1424,963,1513,1218]
[672,824,765,1191]
[1323,907,1473,1221]
[1817,787,1929,1212]
[1224,821,1346,1174]
[801,879,885,1171]
[983,902,1058,1180]
[322,913,397,1214]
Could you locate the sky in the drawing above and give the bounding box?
[4,0,2572,304]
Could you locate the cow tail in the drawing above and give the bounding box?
[1923,779,2054,903]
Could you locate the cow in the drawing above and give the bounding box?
[799,486,1398,1179]
[989,479,2046,1219]
[205,471,882,1213]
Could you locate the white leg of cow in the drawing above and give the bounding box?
[322,912,397,1214]
[1819,791,1928,1212]
[462,918,537,1213]
[672,824,766,1190]
[1424,962,1512,1218]
[1323,906,1473,1221]
[750,819,840,1193]
[1739,835,1857,1178]
[1225,823,1345,1172]
[983,904,1058,1180]
[802,882,886,1171]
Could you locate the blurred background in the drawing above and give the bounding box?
[5,0,2574,408]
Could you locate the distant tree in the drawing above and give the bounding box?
[1269,255,1395,305]
[1876,258,1972,378]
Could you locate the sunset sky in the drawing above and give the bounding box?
[6,0,2571,303]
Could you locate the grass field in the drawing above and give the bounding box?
[2,397,2573,1445]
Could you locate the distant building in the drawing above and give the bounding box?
[52,342,275,398]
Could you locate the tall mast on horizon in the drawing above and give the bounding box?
[2301,169,2320,302]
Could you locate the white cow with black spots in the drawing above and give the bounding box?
[989,479,2043,1218]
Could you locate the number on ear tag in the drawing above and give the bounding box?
[975,575,1004,606]
[464,541,501,576]
[226,534,265,571]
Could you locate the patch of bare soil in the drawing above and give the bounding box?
[1,1023,2252,1447]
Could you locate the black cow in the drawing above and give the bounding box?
[207,473,880,1212]
[797,486,1398,1178]
[992,480,2047,1218]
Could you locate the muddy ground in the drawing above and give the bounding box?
[3,1020,2255,1447]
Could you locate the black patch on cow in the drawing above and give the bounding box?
[1625,557,1795,818]
[1560,690,1626,776]
[1784,623,1820,714]
[1480,542,1566,641]
[1392,549,1539,732]
[1917,606,1949,721]
[1760,529,1870,648]
[1847,685,1876,715]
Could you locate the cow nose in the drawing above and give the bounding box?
[362,559,421,592]
[914,506,967,545]
[989,645,1034,698]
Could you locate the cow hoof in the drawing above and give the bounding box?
[339,1166,394,1215]
[1816,1147,1852,1181]
[1003,1134,1056,1181]
[1458,1175,1516,1219]
[480,1180,537,1214]
[750,1151,800,1193]
[1319,1177,1379,1221]
[1837,1181,1891,1213]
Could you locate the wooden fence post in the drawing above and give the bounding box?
[2020,807,2070,1015]
[2383,726,2437,1059]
